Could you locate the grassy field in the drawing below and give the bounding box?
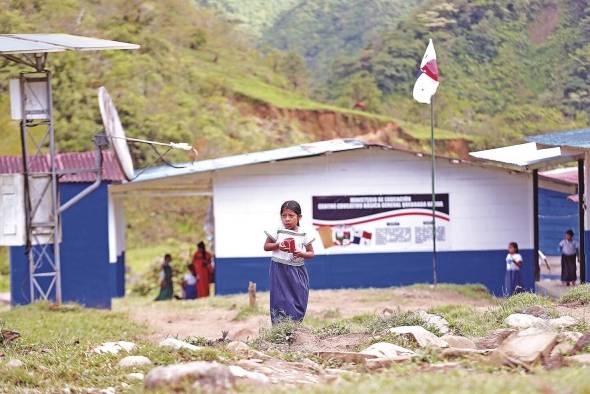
[0,285,589,392]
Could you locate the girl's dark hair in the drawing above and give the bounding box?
[164,253,172,261]
[566,229,574,237]
[509,242,519,253]
[281,200,302,225]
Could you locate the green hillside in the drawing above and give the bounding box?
[263,0,425,81]
[328,0,589,146]
[196,0,589,147]
[195,0,300,35]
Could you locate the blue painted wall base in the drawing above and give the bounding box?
[216,249,534,297]
[10,183,114,308]
[585,231,590,283]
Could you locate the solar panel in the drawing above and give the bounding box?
[0,34,139,54]
[0,35,63,54]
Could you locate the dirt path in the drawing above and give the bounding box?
[117,287,494,341]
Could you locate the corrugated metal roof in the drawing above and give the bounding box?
[527,128,590,149]
[540,167,578,185]
[0,151,124,183]
[132,138,373,183]
[469,142,575,170]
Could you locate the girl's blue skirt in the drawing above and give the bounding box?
[269,261,309,325]
[504,269,522,296]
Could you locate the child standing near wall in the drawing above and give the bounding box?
[559,229,579,286]
[504,242,523,296]
[264,200,315,325]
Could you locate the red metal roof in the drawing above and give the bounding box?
[539,167,578,185]
[0,150,124,183]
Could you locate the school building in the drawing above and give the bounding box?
[0,151,125,308]
[111,138,577,296]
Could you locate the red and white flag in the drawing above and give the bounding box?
[413,39,439,104]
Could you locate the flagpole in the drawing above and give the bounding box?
[431,96,437,286]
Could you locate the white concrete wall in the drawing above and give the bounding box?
[212,148,533,258]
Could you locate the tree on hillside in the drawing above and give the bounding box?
[336,72,382,112]
[279,52,309,92]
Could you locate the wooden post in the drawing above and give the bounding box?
[248,281,256,308]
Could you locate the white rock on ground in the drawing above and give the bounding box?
[6,359,24,368]
[93,341,137,355]
[504,313,548,329]
[416,310,450,334]
[440,335,476,350]
[360,342,416,360]
[475,328,516,349]
[548,316,577,329]
[99,387,116,394]
[117,356,152,368]
[567,354,590,365]
[551,341,575,357]
[144,361,234,390]
[228,365,270,384]
[389,326,449,348]
[559,331,583,343]
[494,327,558,365]
[226,341,250,354]
[126,372,144,381]
[158,338,203,352]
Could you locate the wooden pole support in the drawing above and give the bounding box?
[248,281,256,308]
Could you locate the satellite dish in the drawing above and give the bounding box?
[98,86,135,181]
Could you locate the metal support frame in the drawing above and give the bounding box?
[533,169,540,282]
[18,70,62,304]
[578,159,586,283]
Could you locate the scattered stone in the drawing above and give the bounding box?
[158,338,203,352]
[227,341,250,355]
[382,307,394,317]
[301,358,323,373]
[228,365,270,384]
[315,351,375,364]
[493,327,558,366]
[441,348,491,359]
[476,328,516,349]
[420,362,461,372]
[99,388,116,394]
[6,359,24,368]
[548,316,577,329]
[389,326,449,348]
[567,353,590,365]
[440,335,476,350]
[93,341,136,355]
[504,314,547,329]
[360,342,416,360]
[365,358,393,370]
[144,361,234,391]
[519,305,551,319]
[551,341,575,357]
[126,372,144,381]
[573,332,590,354]
[416,310,450,334]
[117,356,152,368]
[558,331,583,344]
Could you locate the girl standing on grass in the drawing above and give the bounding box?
[264,200,315,325]
[504,242,523,296]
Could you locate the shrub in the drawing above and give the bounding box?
[314,320,351,338]
[559,284,590,305]
[365,311,441,336]
[258,319,298,344]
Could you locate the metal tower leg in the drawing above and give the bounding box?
[18,71,62,304]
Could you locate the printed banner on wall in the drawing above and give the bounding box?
[312,194,450,252]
